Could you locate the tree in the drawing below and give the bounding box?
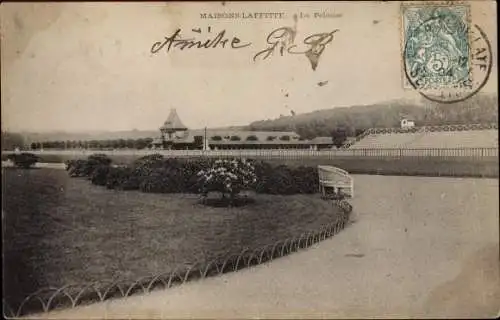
[198,159,257,206]
[331,128,348,148]
[246,135,258,141]
[117,139,126,149]
[89,140,99,149]
[134,138,149,150]
[279,135,290,141]
[144,138,153,149]
[111,139,120,149]
[126,139,135,149]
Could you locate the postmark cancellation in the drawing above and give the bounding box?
[401,2,492,103]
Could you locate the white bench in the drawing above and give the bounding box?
[318,165,354,198]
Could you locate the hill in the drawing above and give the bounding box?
[246,93,498,139]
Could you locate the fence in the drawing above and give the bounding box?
[2,147,498,160]
[2,200,352,318]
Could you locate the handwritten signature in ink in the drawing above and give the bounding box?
[253,27,339,70]
[151,27,251,53]
[150,26,338,71]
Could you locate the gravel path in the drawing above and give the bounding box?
[23,175,500,319]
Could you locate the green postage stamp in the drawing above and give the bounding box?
[402,4,471,91]
[401,2,492,103]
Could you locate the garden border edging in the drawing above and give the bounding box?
[3,199,353,318]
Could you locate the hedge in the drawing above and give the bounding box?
[66,154,321,195]
[6,153,40,169]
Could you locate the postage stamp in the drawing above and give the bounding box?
[401,3,492,103]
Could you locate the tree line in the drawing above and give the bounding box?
[247,93,498,139]
[29,138,154,150]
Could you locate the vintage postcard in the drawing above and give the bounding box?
[1,1,498,319]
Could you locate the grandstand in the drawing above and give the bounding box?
[347,124,498,149]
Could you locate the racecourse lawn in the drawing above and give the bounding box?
[2,167,343,307]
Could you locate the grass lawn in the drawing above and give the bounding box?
[264,156,499,178]
[2,167,344,313]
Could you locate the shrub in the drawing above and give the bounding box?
[253,163,318,195]
[229,136,241,141]
[90,165,111,186]
[257,165,297,194]
[106,167,139,190]
[211,136,222,141]
[65,159,89,177]
[279,135,290,141]
[65,154,112,178]
[253,160,274,193]
[140,166,184,193]
[266,136,277,141]
[197,158,256,201]
[132,154,164,173]
[246,135,258,141]
[136,158,210,194]
[64,160,74,171]
[181,159,212,193]
[136,153,164,162]
[293,166,319,194]
[7,153,39,169]
[87,154,112,166]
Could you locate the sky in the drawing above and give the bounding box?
[1,1,497,132]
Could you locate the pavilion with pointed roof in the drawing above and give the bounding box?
[152,108,335,150]
[159,109,189,145]
[160,109,188,133]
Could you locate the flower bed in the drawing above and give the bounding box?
[3,167,351,316]
[65,154,321,197]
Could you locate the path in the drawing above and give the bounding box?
[21,175,500,319]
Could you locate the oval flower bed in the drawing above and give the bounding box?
[3,155,351,316]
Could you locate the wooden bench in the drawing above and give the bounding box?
[318,165,354,199]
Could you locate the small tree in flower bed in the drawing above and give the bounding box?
[197,158,257,205]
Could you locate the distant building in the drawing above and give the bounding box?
[401,118,415,128]
[152,109,334,150]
